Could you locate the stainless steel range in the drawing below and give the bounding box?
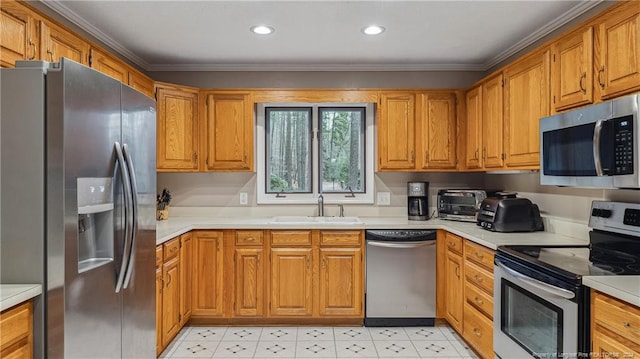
[494,201,640,359]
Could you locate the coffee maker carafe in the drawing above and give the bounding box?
[408,181,429,221]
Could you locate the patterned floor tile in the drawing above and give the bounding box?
[334,327,372,341]
[213,341,257,358]
[259,327,298,341]
[184,327,228,342]
[298,327,335,341]
[221,327,262,341]
[170,340,219,358]
[369,328,410,341]
[449,341,477,358]
[405,327,448,342]
[373,340,419,358]
[254,341,296,358]
[296,340,337,358]
[335,340,378,358]
[412,340,464,358]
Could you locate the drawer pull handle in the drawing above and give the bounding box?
[475,252,484,259]
[623,322,640,333]
[246,237,255,241]
[171,247,178,253]
[472,327,481,337]
[474,275,483,282]
[474,297,484,305]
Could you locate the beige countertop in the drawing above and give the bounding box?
[583,276,640,307]
[0,284,42,312]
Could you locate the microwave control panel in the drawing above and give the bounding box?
[613,115,634,175]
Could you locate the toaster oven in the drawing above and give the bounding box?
[437,189,488,222]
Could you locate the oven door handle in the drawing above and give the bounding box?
[496,261,576,300]
[367,240,436,249]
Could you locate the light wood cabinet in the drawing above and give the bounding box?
[551,26,594,111]
[40,21,89,65]
[444,232,464,333]
[419,92,457,170]
[482,74,505,169]
[202,91,254,171]
[156,84,200,172]
[597,2,640,99]
[270,247,314,316]
[465,86,482,169]
[128,70,155,99]
[318,248,362,316]
[504,50,550,168]
[0,300,33,359]
[377,92,417,170]
[0,0,39,68]
[155,255,163,356]
[234,248,265,317]
[592,290,640,357]
[89,47,128,83]
[192,231,224,317]
[161,238,181,348]
[179,232,193,326]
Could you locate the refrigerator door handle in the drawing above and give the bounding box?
[114,141,133,293]
[121,143,138,289]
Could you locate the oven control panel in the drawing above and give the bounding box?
[589,201,640,236]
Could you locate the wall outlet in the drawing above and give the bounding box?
[239,192,248,205]
[377,192,391,205]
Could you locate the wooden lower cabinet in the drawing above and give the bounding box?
[234,248,265,317]
[270,247,313,316]
[161,241,181,348]
[155,264,163,356]
[444,233,464,333]
[192,231,224,317]
[179,232,193,326]
[318,247,363,317]
[0,300,33,359]
[592,290,640,357]
[462,303,493,358]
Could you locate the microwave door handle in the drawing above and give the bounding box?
[593,119,604,176]
[496,261,575,300]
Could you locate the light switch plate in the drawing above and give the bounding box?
[240,192,248,205]
[377,192,391,205]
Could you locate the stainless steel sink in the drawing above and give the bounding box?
[269,216,362,225]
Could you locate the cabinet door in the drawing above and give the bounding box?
[465,86,482,169]
[128,70,155,98]
[482,74,504,168]
[551,27,594,111]
[192,231,224,316]
[179,232,193,325]
[445,250,464,333]
[592,331,640,359]
[598,3,640,99]
[1,1,38,68]
[378,92,416,170]
[270,248,313,316]
[161,256,180,348]
[318,248,362,316]
[504,50,550,168]
[156,85,199,171]
[155,266,163,356]
[89,47,128,83]
[234,248,265,317]
[421,93,457,169]
[40,22,89,65]
[202,92,254,171]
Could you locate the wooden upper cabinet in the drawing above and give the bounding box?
[377,92,416,171]
[318,248,362,317]
[40,21,89,65]
[202,91,254,171]
[465,86,482,169]
[128,70,155,98]
[1,1,39,68]
[597,2,640,99]
[551,26,594,111]
[504,50,550,168]
[419,92,457,170]
[156,84,199,172]
[482,74,505,169]
[89,47,128,83]
[192,231,224,317]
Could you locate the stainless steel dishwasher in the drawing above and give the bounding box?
[364,229,437,326]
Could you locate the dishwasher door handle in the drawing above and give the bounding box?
[367,240,436,249]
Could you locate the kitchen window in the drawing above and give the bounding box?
[256,103,374,204]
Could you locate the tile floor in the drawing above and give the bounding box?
[159,325,478,358]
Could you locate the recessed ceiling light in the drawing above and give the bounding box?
[362,25,385,35]
[250,25,274,35]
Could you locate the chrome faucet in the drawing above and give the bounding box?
[317,193,324,216]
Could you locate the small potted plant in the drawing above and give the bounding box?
[156,188,172,220]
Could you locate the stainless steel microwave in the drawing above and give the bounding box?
[540,93,639,188]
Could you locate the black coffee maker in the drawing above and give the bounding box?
[408,181,429,220]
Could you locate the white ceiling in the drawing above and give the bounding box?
[44,0,604,72]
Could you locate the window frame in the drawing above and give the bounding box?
[256,102,375,205]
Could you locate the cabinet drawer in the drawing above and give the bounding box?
[463,303,493,359]
[465,281,493,319]
[464,241,494,272]
[445,232,463,254]
[155,246,163,267]
[593,291,640,345]
[163,237,180,261]
[0,301,31,352]
[465,261,493,295]
[271,231,312,246]
[320,231,361,246]
[236,230,263,245]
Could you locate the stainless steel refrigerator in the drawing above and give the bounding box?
[1,59,156,358]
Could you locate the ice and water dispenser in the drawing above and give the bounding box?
[77,178,114,273]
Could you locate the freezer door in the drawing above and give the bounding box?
[47,58,123,358]
[121,85,157,358]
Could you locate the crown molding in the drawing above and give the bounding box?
[146,63,487,72]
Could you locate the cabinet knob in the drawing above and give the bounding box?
[475,252,484,259]
[473,275,483,283]
[474,296,484,305]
